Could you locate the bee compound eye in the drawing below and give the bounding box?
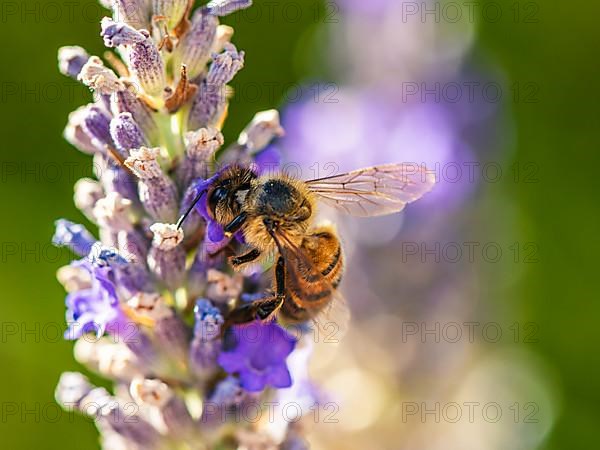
[208,186,229,210]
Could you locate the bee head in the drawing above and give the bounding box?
[207,166,256,224]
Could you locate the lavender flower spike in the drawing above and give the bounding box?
[101,18,166,97]
[55,1,326,448]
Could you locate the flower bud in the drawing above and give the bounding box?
[153,0,188,29]
[188,81,227,131]
[130,377,195,436]
[74,338,143,380]
[55,372,93,410]
[206,43,244,86]
[57,265,93,292]
[58,46,90,79]
[74,178,104,221]
[147,223,186,289]
[64,106,103,154]
[80,387,164,449]
[190,299,223,375]
[206,269,244,304]
[83,105,114,150]
[95,153,139,202]
[212,24,234,53]
[111,86,158,141]
[110,112,148,155]
[127,292,190,361]
[187,246,224,299]
[205,0,253,17]
[124,146,164,179]
[93,192,134,231]
[200,375,247,426]
[101,18,166,96]
[238,109,285,152]
[112,0,151,29]
[188,43,244,130]
[125,148,179,222]
[185,127,223,161]
[78,56,124,95]
[172,10,218,80]
[53,220,97,257]
[177,127,223,187]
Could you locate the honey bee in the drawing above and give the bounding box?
[178,163,435,333]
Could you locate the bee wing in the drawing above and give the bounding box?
[271,228,351,341]
[310,290,350,343]
[305,163,436,217]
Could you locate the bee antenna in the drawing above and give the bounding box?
[176,189,207,229]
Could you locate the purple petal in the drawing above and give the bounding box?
[265,363,293,388]
[206,220,225,242]
[217,351,247,373]
[238,370,267,392]
[52,220,97,257]
[254,145,281,175]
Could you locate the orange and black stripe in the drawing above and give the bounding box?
[280,228,344,323]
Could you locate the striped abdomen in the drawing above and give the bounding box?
[280,225,343,323]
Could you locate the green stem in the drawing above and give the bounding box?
[156,111,184,159]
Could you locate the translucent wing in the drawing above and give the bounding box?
[271,228,350,341]
[311,290,350,343]
[306,163,436,217]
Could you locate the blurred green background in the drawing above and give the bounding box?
[0,0,598,448]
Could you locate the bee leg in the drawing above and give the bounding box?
[223,256,286,328]
[223,212,248,237]
[222,296,285,332]
[255,296,284,321]
[256,255,286,320]
[273,255,286,297]
[223,302,259,327]
[246,256,286,321]
[230,248,261,268]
